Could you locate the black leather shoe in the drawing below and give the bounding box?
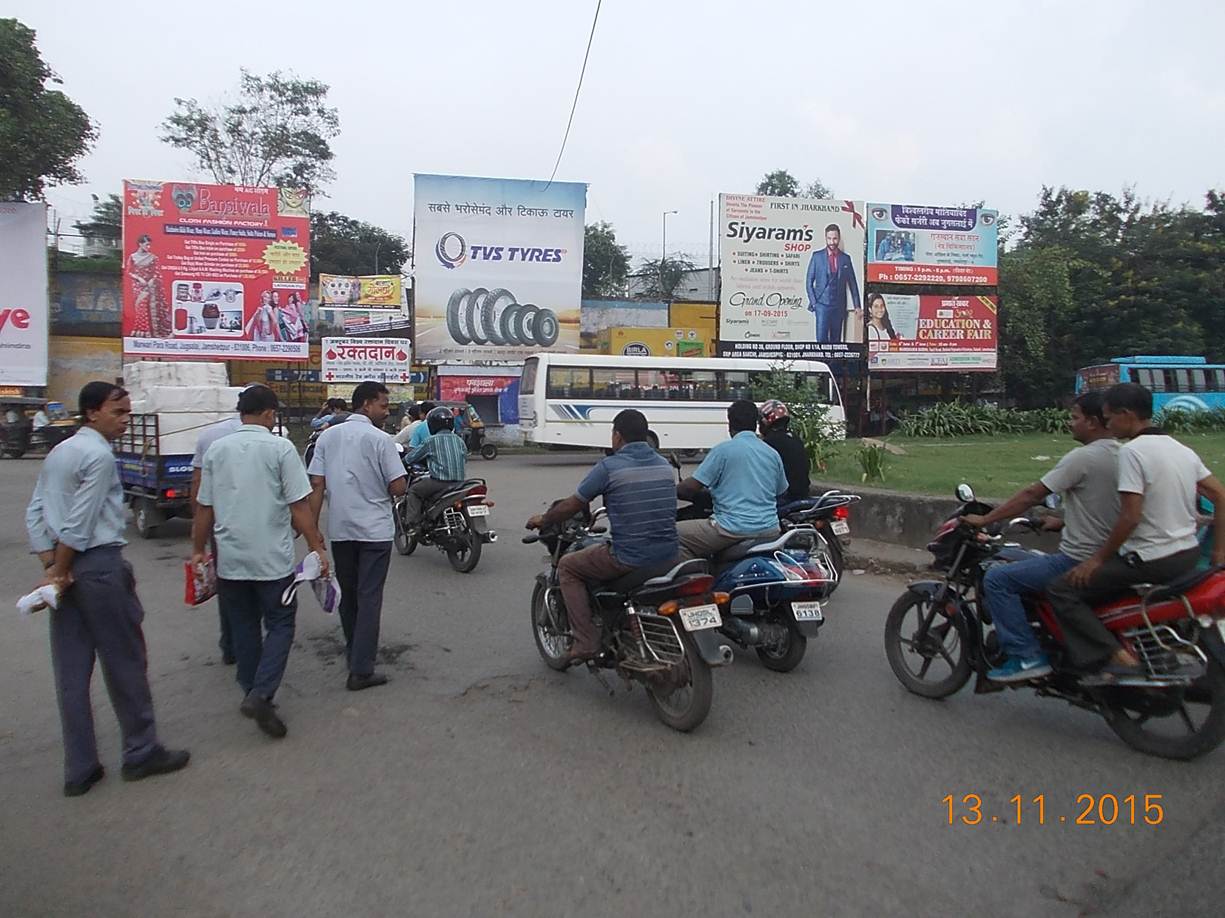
[63,764,105,797]
[121,747,191,782]
[240,691,287,738]
[346,672,389,691]
[222,652,236,665]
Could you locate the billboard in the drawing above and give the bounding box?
[321,337,412,384]
[0,202,49,386]
[121,180,311,360]
[866,292,998,371]
[319,274,403,309]
[413,174,585,361]
[718,194,865,361]
[866,203,998,285]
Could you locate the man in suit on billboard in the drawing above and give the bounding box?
[806,224,861,343]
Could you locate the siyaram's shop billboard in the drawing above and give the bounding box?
[866,203,998,285]
[866,292,997,371]
[121,180,311,360]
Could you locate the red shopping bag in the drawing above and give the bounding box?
[184,555,217,606]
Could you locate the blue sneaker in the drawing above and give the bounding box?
[987,654,1053,683]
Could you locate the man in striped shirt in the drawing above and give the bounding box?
[527,410,678,664]
[401,406,469,531]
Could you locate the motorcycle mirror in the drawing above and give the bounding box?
[955,483,976,503]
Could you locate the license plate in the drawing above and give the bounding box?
[791,600,824,622]
[466,504,490,517]
[831,520,850,536]
[678,603,722,632]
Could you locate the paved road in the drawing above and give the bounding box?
[1,453,1222,917]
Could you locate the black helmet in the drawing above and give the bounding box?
[426,406,454,435]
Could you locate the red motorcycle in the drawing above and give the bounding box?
[884,484,1225,760]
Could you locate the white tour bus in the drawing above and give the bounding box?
[518,353,845,450]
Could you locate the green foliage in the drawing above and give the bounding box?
[310,211,407,278]
[583,222,629,296]
[52,250,120,274]
[897,404,1071,438]
[752,367,837,471]
[160,69,340,193]
[635,255,697,301]
[0,19,97,200]
[755,169,833,199]
[72,193,122,241]
[1157,407,1225,433]
[856,444,888,483]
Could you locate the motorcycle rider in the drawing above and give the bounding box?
[962,391,1120,682]
[1048,383,1225,677]
[400,406,468,533]
[408,401,438,449]
[525,409,678,665]
[393,403,422,446]
[676,399,789,561]
[758,399,811,505]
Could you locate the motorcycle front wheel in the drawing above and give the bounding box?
[531,583,572,671]
[393,499,417,555]
[884,590,972,698]
[1101,631,1225,761]
[446,514,482,573]
[646,631,713,732]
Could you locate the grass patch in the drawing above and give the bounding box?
[815,432,1225,499]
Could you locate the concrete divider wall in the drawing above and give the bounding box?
[812,481,962,551]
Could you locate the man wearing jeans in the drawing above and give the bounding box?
[963,392,1119,682]
[193,386,329,739]
[308,381,407,691]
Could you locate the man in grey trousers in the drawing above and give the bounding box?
[308,381,407,690]
[26,381,191,797]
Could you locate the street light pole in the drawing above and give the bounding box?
[662,210,677,296]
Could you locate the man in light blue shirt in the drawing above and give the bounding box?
[308,381,407,691]
[193,386,329,739]
[26,381,190,797]
[676,399,788,560]
[191,411,244,664]
[409,400,438,449]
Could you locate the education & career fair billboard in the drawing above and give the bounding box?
[718,194,866,362]
[121,180,311,360]
[866,203,998,285]
[865,293,998,371]
[412,173,585,361]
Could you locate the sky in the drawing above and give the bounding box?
[14,0,1225,268]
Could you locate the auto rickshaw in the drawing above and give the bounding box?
[0,397,78,458]
[435,400,498,460]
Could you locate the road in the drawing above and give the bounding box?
[0,453,1221,917]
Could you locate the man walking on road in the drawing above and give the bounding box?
[308,381,407,690]
[193,386,329,738]
[26,381,191,797]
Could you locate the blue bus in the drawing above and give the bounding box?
[1075,356,1225,412]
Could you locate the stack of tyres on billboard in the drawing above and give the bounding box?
[121,181,311,360]
[413,174,585,361]
[718,194,866,362]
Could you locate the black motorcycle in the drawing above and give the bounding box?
[527,506,734,732]
[393,464,496,573]
[777,489,861,591]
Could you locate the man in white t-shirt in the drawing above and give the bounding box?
[963,391,1119,682]
[1047,383,1225,676]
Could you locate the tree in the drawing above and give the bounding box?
[583,222,629,297]
[160,69,340,193]
[310,211,408,278]
[72,193,122,241]
[755,169,834,199]
[0,19,97,200]
[635,256,697,301]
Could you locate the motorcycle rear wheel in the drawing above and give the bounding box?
[446,515,482,573]
[756,613,808,672]
[646,631,713,732]
[531,583,571,671]
[1101,634,1225,761]
[885,590,972,698]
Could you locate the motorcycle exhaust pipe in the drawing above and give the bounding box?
[480,530,498,543]
[724,616,762,645]
[717,644,734,665]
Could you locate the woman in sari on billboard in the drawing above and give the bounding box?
[277,291,309,343]
[244,290,281,341]
[128,234,171,337]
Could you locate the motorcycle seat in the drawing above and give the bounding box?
[1134,564,1224,604]
[778,498,819,515]
[598,558,708,597]
[715,530,809,564]
[427,478,485,507]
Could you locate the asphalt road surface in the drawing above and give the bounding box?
[1,452,1222,918]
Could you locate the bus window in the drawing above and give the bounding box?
[802,373,833,404]
[520,358,538,396]
[547,367,592,398]
[718,371,751,401]
[591,368,637,399]
[1191,369,1208,392]
[1173,369,1191,392]
[636,370,666,399]
[686,370,718,401]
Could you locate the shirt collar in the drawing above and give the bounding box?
[238,424,271,433]
[347,414,372,426]
[78,426,110,445]
[733,430,758,440]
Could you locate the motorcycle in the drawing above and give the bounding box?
[884,483,1225,761]
[527,506,734,732]
[393,463,497,573]
[777,489,861,592]
[671,455,837,673]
